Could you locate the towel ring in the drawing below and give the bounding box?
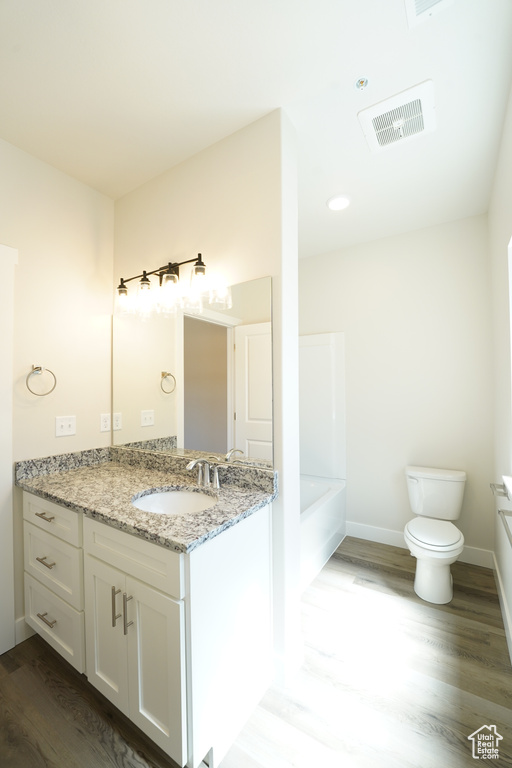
[26,365,57,396]
[161,371,176,394]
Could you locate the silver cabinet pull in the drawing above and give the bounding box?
[37,612,57,629]
[111,587,121,627]
[123,593,133,635]
[35,511,55,523]
[36,555,56,570]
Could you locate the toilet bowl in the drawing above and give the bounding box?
[404,466,466,604]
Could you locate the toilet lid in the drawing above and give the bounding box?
[406,517,463,549]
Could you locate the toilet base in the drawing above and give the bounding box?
[413,558,454,604]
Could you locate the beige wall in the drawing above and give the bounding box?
[0,245,18,652]
[489,83,512,658]
[113,311,179,444]
[299,215,495,565]
[114,111,302,679]
[0,137,114,628]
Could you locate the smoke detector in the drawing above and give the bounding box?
[405,0,454,28]
[357,80,436,152]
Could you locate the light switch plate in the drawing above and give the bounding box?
[141,409,155,427]
[55,416,76,436]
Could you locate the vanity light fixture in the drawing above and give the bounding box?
[116,254,231,317]
[327,194,351,211]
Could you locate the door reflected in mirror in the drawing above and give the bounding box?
[112,277,273,465]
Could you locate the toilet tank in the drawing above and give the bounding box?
[405,466,466,520]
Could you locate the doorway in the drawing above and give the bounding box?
[184,316,228,453]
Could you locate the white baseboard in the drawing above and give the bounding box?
[345,521,494,568]
[493,552,512,667]
[15,616,35,645]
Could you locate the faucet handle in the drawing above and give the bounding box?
[225,448,244,462]
[186,458,210,487]
[212,465,220,489]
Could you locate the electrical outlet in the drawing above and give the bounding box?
[55,416,76,437]
[141,409,155,427]
[113,412,122,431]
[100,413,111,432]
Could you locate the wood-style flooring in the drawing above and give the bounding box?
[1,537,511,767]
[223,537,512,768]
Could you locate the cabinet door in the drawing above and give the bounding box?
[126,576,186,766]
[84,556,129,715]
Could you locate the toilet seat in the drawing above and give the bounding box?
[405,517,463,551]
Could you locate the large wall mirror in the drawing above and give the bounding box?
[112,277,273,465]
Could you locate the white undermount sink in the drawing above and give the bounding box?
[132,490,216,515]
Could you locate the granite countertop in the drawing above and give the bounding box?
[16,453,276,553]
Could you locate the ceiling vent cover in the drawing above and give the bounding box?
[358,80,436,152]
[405,0,454,27]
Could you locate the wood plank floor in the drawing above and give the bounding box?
[221,537,512,768]
[1,537,511,767]
[0,633,181,768]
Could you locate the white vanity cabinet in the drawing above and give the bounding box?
[22,488,272,768]
[23,492,85,672]
[84,506,273,768]
[84,517,187,765]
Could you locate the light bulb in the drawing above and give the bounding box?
[159,272,180,315]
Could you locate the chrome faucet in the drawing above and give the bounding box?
[225,448,244,462]
[186,458,211,487]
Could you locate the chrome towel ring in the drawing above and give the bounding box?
[161,371,176,394]
[26,365,57,396]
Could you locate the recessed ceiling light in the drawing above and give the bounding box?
[327,195,351,211]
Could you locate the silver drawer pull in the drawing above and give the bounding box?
[123,593,133,635]
[37,612,57,629]
[35,511,55,523]
[111,587,121,627]
[36,555,56,570]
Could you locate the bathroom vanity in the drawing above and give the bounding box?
[18,450,276,768]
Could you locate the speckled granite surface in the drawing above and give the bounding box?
[120,436,178,452]
[15,449,277,553]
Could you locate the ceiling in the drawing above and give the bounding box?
[1,0,512,259]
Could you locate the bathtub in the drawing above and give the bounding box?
[300,474,346,591]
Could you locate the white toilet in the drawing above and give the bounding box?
[404,465,466,604]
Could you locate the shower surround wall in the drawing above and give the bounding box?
[299,332,346,589]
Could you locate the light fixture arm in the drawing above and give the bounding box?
[117,254,205,291]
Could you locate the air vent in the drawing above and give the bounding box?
[358,81,436,153]
[405,0,454,27]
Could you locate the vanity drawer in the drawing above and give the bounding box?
[84,517,184,599]
[24,573,85,673]
[23,492,82,547]
[24,521,84,610]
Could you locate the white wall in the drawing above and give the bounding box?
[299,216,495,565]
[489,84,512,659]
[0,137,114,630]
[0,245,18,652]
[113,312,179,444]
[114,111,302,679]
